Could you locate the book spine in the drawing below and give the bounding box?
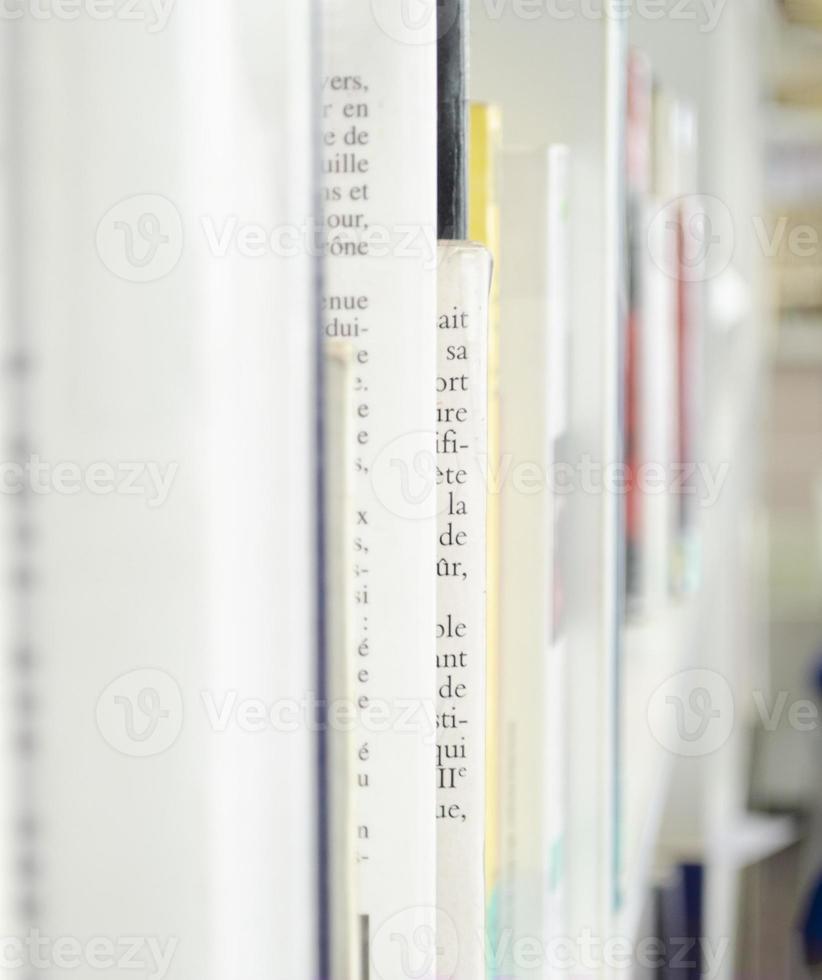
[438,0,468,239]
[543,145,571,976]
[498,145,570,979]
[320,4,438,977]
[625,50,653,612]
[323,341,359,980]
[467,102,503,970]
[14,4,321,978]
[436,242,491,980]
[545,146,570,975]
[641,198,678,609]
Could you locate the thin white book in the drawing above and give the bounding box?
[640,201,678,611]
[498,145,570,980]
[0,16,15,957]
[7,6,320,980]
[320,4,438,978]
[649,91,701,597]
[435,241,491,980]
[323,341,359,980]
[544,147,570,962]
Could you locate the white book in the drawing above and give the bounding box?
[323,341,359,980]
[0,16,16,955]
[640,201,678,611]
[650,93,702,596]
[320,4,438,978]
[435,242,491,980]
[8,6,318,980]
[545,153,571,956]
[498,145,570,979]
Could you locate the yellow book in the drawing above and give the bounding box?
[469,102,502,973]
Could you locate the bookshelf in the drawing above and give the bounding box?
[0,3,792,979]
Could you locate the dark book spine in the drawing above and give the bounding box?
[437,0,468,240]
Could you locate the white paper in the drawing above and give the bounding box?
[436,242,491,980]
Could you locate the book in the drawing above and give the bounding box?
[438,1,468,239]
[468,101,503,969]
[320,3,438,976]
[640,200,679,611]
[0,16,16,956]
[625,50,653,612]
[652,93,702,595]
[323,341,359,980]
[544,147,571,963]
[436,241,492,980]
[16,4,321,979]
[498,144,571,979]
[672,104,701,596]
